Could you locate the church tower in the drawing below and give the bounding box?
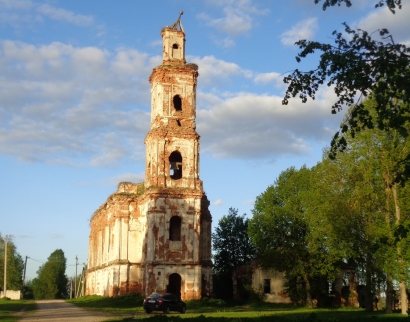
[86,13,212,300]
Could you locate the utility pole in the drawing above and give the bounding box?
[22,256,28,289]
[21,255,28,298]
[69,278,72,299]
[75,256,78,298]
[3,235,7,297]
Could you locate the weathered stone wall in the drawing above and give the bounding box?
[86,184,212,299]
[252,268,291,304]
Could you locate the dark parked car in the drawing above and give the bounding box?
[142,293,186,314]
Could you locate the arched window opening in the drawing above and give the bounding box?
[173,95,182,111]
[172,43,180,59]
[169,151,182,179]
[169,216,181,241]
[167,273,182,298]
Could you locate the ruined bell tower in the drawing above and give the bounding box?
[86,13,213,300]
[146,11,200,191]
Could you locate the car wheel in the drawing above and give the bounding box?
[180,306,186,314]
[163,306,171,314]
[145,309,152,314]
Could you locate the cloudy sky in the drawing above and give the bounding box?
[1,0,409,280]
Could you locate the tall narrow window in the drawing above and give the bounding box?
[173,95,182,111]
[169,151,182,179]
[170,216,181,241]
[172,43,180,59]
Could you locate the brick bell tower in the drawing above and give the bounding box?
[143,12,213,299]
[85,12,212,300]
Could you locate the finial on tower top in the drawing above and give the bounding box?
[167,11,184,33]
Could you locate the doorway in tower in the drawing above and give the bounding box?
[167,273,181,298]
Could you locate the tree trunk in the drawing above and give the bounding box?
[392,183,408,315]
[385,274,393,314]
[400,281,408,315]
[348,270,359,308]
[303,272,313,307]
[232,270,239,301]
[377,281,382,311]
[365,252,373,312]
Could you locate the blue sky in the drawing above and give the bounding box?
[1,0,409,281]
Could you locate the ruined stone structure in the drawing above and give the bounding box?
[252,268,291,304]
[86,14,213,300]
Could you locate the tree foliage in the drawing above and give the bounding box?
[31,249,68,299]
[213,208,255,275]
[0,234,24,291]
[212,208,255,300]
[315,0,402,12]
[330,98,410,313]
[283,1,410,181]
[249,166,343,306]
[250,97,410,311]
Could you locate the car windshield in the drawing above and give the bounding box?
[149,293,160,298]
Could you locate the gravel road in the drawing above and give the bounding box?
[17,299,134,321]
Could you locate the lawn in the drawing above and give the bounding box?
[0,298,36,322]
[67,294,410,321]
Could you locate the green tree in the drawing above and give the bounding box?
[323,98,410,313]
[249,166,342,306]
[212,208,255,300]
[283,1,410,181]
[0,234,24,292]
[32,249,68,299]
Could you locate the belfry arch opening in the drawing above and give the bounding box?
[169,216,181,241]
[173,95,182,111]
[169,151,182,179]
[172,43,180,59]
[167,273,181,298]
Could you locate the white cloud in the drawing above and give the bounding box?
[0,0,93,28]
[198,0,269,46]
[357,4,410,45]
[0,39,345,166]
[36,4,93,26]
[213,37,236,49]
[0,40,152,165]
[0,0,33,10]
[280,18,318,46]
[188,55,252,86]
[243,199,254,205]
[214,199,223,206]
[253,72,285,89]
[197,88,344,160]
[198,8,252,36]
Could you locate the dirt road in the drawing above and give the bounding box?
[17,299,133,321]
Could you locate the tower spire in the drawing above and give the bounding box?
[168,10,184,32]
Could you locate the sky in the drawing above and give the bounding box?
[1,0,409,282]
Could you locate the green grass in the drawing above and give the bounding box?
[0,298,36,322]
[67,294,410,321]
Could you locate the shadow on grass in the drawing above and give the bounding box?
[67,295,409,322]
[105,311,409,322]
[0,298,36,322]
